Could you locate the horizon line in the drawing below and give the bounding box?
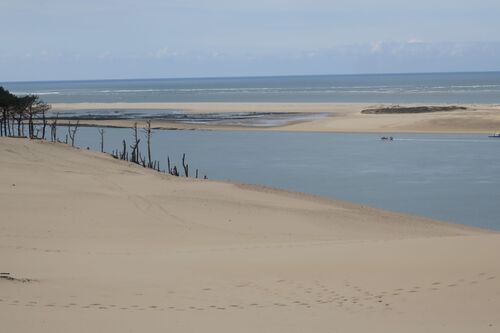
[2,70,500,85]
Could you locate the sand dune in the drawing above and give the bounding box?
[1,137,499,332]
[50,102,500,133]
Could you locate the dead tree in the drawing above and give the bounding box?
[98,128,105,152]
[67,120,80,147]
[130,123,140,164]
[50,114,58,142]
[182,153,189,177]
[130,139,141,164]
[41,106,48,139]
[143,120,153,168]
[120,140,127,160]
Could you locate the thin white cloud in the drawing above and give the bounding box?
[147,47,186,59]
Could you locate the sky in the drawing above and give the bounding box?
[1,0,500,81]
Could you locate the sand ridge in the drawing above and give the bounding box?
[49,102,500,133]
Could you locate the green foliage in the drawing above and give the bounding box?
[0,86,51,138]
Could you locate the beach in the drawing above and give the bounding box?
[1,137,499,332]
[50,102,500,133]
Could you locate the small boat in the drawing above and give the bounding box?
[381,136,394,141]
[488,133,500,138]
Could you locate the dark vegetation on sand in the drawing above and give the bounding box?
[361,105,467,114]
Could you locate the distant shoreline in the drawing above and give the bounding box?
[48,102,500,134]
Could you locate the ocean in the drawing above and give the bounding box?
[3,71,500,104]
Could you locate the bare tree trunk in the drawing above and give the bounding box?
[1,110,7,136]
[41,109,47,139]
[98,128,105,152]
[131,123,140,164]
[67,120,80,147]
[7,114,12,137]
[17,119,22,137]
[144,121,152,168]
[50,117,58,142]
[10,117,15,137]
[182,153,189,177]
[121,140,127,160]
[28,106,34,138]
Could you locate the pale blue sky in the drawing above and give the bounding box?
[1,0,499,81]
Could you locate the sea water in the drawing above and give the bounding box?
[3,72,500,104]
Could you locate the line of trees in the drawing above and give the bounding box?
[0,86,51,138]
[0,86,206,179]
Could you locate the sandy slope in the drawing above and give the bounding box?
[50,102,500,133]
[0,137,499,332]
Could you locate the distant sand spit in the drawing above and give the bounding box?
[50,102,500,133]
[1,137,499,332]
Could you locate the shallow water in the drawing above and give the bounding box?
[51,109,328,127]
[63,128,500,230]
